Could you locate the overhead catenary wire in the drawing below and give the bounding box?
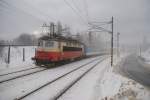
[71,0,82,13]
[0,0,47,37]
[0,0,45,22]
[88,21,112,26]
[0,3,22,17]
[83,0,89,22]
[63,0,88,25]
[70,0,88,23]
[0,1,20,14]
[21,0,56,21]
[88,23,112,33]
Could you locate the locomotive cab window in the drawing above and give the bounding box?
[45,41,54,47]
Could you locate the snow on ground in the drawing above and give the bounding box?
[138,57,150,72]
[58,57,110,100]
[0,67,45,83]
[0,46,36,70]
[99,54,150,100]
[23,58,104,100]
[0,46,102,71]
[138,49,150,71]
[100,67,150,100]
[0,56,102,100]
[140,48,150,62]
[1,47,149,100]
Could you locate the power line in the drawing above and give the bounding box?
[88,22,112,33]
[71,0,87,20]
[71,0,82,13]
[83,0,89,22]
[71,0,89,23]
[63,0,88,25]
[21,0,56,21]
[0,0,42,22]
[0,0,44,22]
[89,21,112,25]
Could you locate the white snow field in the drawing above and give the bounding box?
[0,46,36,70]
[0,46,103,70]
[100,67,150,100]
[99,55,150,100]
[58,57,110,100]
[0,56,104,100]
[0,46,149,100]
[23,57,106,100]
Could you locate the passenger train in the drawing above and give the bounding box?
[32,35,85,65]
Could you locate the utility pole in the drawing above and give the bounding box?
[50,22,55,37]
[7,45,10,64]
[23,48,25,62]
[88,31,92,46]
[117,32,120,58]
[42,23,50,37]
[111,16,114,66]
[42,22,55,37]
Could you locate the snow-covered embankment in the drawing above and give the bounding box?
[99,55,150,100]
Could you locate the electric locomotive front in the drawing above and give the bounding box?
[33,37,61,64]
[32,36,85,65]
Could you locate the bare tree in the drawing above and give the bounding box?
[13,33,37,45]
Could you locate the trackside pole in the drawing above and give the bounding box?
[23,48,25,62]
[7,45,10,64]
[111,16,114,66]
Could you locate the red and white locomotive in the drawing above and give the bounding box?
[32,35,85,65]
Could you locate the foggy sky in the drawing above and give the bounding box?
[0,0,149,45]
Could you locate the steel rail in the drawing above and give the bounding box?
[0,67,40,77]
[54,58,106,100]
[16,57,103,100]
[0,68,47,84]
[0,56,100,84]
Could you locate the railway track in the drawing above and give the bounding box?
[0,55,101,84]
[53,58,105,100]
[0,67,47,84]
[15,56,107,100]
[0,66,40,77]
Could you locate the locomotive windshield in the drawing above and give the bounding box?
[38,40,54,47]
[45,41,54,47]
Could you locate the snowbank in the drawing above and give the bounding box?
[100,67,150,100]
[99,54,150,100]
